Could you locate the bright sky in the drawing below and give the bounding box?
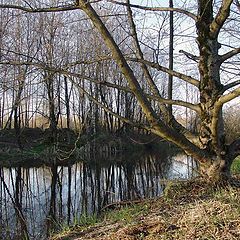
[131,0,169,7]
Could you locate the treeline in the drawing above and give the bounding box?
[0,3,169,136]
[0,1,238,145]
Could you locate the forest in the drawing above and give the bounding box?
[0,0,240,179]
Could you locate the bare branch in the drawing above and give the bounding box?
[78,0,166,131]
[125,1,201,143]
[218,47,240,64]
[223,79,240,91]
[153,98,200,113]
[21,0,33,9]
[210,0,233,38]
[125,0,175,121]
[0,60,200,113]
[126,0,162,97]
[217,86,240,105]
[74,79,202,145]
[235,0,240,11]
[0,4,78,13]
[103,80,200,112]
[66,56,112,67]
[179,50,199,62]
[128,58,200,87]
[6,58,199,114]
[106,0,197,20]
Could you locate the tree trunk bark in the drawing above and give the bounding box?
[196,1,227,178]
[199,157,231,182]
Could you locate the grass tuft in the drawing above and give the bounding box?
[103,203,150,224]
[231,156,240,174]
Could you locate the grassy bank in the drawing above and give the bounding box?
[51,173,240,240]
[0,128,172,167]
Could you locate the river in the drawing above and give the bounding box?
[0,150,196,239]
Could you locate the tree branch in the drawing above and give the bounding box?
[71,79,152,131]
[66,56,113,67]
[78,0,182,143]
[103,80,200,112]
[235,0,240,11]
[153,98,200,113]
[217,86,240,105]
[218,47,240,64]
[126,0,176,123]
[210,0,233,39]
[128,58,200,87]
[0,4,78,12]
[179,50,199,62]
[106,0,197,20]
[126,1,163,98]
[77,0,208,160]
[222,79,240,92]
[0,60,200,113]
[76,78,202,149]
[125,2,199,142]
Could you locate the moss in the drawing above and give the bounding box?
[231,156,240,174]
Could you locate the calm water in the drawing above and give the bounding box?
[0,151,196,239]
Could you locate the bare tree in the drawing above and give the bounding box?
[0,0,240,182]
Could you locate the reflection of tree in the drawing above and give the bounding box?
[84,147,173,206]
[46,165,57,236]
[0,167,29,239]
[15,167,28,238]
[123,161,140,200]
[67,165,72,224]
[0,149,187,239]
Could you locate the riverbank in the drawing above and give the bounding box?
[51,159,240,240]
[0,128,171,167]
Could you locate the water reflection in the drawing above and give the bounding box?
[0,151,196,239]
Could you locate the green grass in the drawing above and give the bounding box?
[103,203,150,224]
[231,156,240,174]
[50,214,99,240]
[77,214,99,226]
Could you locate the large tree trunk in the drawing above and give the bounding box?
[199,157,232,182]
[197,0,223,151]
[199,138,240,182]
[192,0,234,182]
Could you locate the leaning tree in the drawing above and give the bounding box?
[0,0,240,182]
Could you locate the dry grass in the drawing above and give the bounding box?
[51,177,240,240]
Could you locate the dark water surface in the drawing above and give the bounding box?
[0,150,196,239]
